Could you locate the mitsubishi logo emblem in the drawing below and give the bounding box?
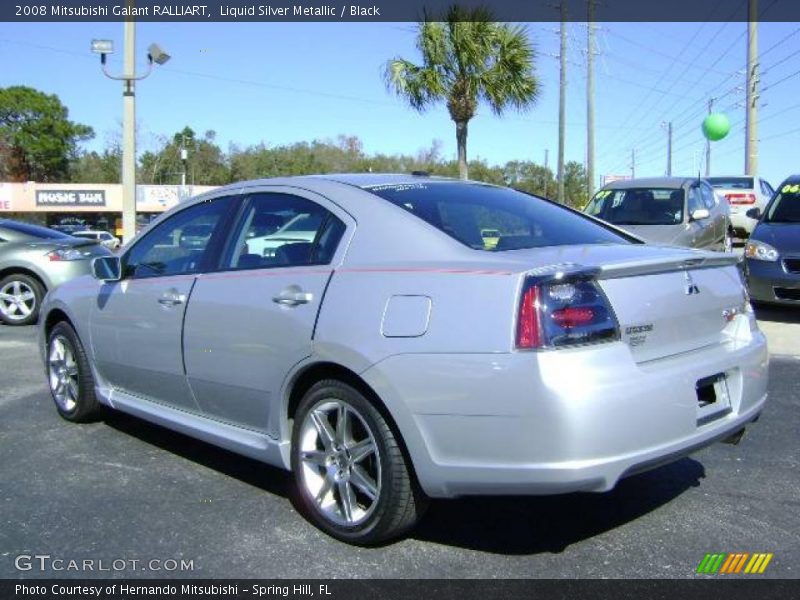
[685,271,700,295]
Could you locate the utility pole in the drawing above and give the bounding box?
[544,148,549,197]
[586,0,596,196]
[662,121,673,176]
[121,11,136,244]
[557,1,567,203]
[705,98,715,176]
[630,148,635,179]
[745,0,759,175]
[180,135,188,188]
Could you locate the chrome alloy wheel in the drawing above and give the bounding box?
[48,335,80,413]
[0,280,36,322]
[297,400,381,526]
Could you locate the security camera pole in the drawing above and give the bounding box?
[92,3,170,244]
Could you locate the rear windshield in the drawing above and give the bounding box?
[765,183,800,223]
[365,182,633,251]
[0,220,72,241]
[707,177,754,189]
[584,188,684,226]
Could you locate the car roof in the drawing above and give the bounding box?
[601,177,697,190]
[778,174,800,186]
[199,173,476,198]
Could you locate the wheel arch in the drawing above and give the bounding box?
[284,361,423,488]
[0,266,47,293]
[43,307,75,340]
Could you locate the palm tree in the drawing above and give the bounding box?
[385,6,540,180]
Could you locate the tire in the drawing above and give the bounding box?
[46,322,103,423]
[0,273,44,326]
[291,380,427,545]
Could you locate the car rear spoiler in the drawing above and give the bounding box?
[524,254,741,284]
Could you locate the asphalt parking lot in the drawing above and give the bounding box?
[1,308,798,579]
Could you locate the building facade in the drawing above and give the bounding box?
[0,182,218,235]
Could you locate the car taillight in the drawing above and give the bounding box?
[725,193,756,205]
[516,278,619,349]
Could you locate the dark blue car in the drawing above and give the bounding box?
[744,175,800,305]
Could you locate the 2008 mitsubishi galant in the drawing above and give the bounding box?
[39,174,768,545]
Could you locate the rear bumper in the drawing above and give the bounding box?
[745,258,800,305]
[729,212,757,237]
[362,324,769,498]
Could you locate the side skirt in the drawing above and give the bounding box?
[103,388,291,470]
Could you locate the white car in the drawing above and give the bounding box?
[71,230,120,250]
[707,176,775,238]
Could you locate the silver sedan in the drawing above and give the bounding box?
[584,177,733,252]
[38,174,768,544]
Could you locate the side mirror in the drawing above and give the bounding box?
[92,255,122,282]
[690,208,710,221]
[745,207,762,220]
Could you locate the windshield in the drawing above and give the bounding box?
[707,177,754,189]
[365,182,634,251]
[0,220,72,241]
[765,183,800,223]
[584,188,684,226]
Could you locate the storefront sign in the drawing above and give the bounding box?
[0,183,12,210]
[36,190,106,207]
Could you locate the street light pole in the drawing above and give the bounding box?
[92,11,170,245]
[122,19,136,245]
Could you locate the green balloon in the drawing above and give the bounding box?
[702,113,731,141]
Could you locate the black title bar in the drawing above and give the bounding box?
[3,579,800,600]
[3,0,800,22]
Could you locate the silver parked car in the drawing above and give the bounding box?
[707,176,775,239]
[584,177,733,252]
[39,175,768,544]
[0,219,111,326]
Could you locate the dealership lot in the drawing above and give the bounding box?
[1,311,798,579]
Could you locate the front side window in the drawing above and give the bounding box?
[687,186,704,215]
[228,193,344,269]
[701,184,716,209]
[124,198,232,278]
[585,187,684,227]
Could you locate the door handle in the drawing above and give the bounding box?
[158,290,185,307]
[272,288,313,306]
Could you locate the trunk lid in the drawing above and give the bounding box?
[495,244,745,362]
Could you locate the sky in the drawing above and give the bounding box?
[1,18,799,188]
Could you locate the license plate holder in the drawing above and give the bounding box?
[696,373,732,425]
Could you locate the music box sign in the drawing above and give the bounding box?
[36,190,106,207]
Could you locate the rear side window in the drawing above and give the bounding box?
[366,182,632,251]
[226,193,344,270]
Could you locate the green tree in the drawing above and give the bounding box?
[384,6,540,179]
[563,161,589,208]
[503,160,555,197]
[139,127,229,185]
[71,135,122,183]
[0,86,93,181]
